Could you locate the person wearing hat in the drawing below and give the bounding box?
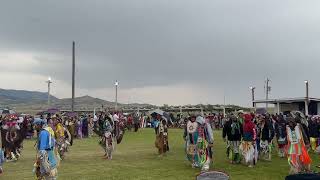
[33,118,58,180]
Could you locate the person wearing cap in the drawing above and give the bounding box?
[33,118,58,180]
[184,114,213,171]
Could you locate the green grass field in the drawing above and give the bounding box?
[2,129,320,180]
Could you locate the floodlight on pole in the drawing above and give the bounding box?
[46,77,53,107]
[249,86,256,108]
[265,78,271,109]
[115,80,118,110]
[304,80,309,116]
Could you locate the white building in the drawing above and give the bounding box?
[253,97,320,115]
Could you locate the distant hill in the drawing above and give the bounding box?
[0,88,247,114]
[0,88,154,114]
[52,95,115,110]
[0,88,59,104]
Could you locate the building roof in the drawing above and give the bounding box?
[253,97,320,104]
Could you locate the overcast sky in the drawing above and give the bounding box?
[1,0,320,106]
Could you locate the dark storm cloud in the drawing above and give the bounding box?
[1,0,320,105]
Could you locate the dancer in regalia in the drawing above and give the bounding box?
[223,115,242,164]
[53,116,70,160]
[275,114,287,158]
[99,116,114,160]
[33,118,59,180]
[154,114,169,156]
[115,113,125,144]
[112,112,119,144]
[0,127,4,174]
[2,115,22,161]
[286,117,311,174]
[308,115,319,152]
[240,114,257,168]
[258,115,274,161]
[184,114,213,171]
[65,117,75,146]
[77,118,83,139]
[88,115,94,137]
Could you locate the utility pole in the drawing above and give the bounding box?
[72,41,75,112]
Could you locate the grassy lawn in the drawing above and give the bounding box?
[2,129,320,180]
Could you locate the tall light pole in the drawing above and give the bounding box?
[249,86,256,108]
[223,95,226,117]
[115,80,119,111]
[46,77,52,107]
[304,80,309,116]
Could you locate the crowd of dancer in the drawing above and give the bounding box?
[32,113,85,179]
[0,114,30,174]
[1,109,320,179]
[222,111,319,174]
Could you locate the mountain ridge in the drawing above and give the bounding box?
[0,88,154,113]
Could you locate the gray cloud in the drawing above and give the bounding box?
[1,0,320,105]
